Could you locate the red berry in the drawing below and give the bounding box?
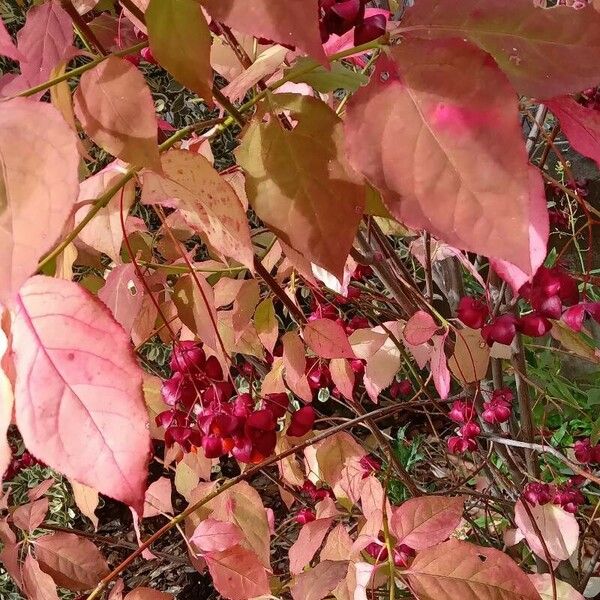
[140,46,158,64]
[170,341,205,373]
[460,421,481,438]
[523,482,552,506]
[482,399,512,424]
[364,542,388,561]
[574,439,593,463]
[448,400,475,424]
[287,406,316,437]
[393,544,415,568]
[481,314,517,346]
[517,313,552,338]
[457,297,489,330]
[447,435,477,454]
[359,454,382,475]
[296,508,316,525]
[263,393,289,419]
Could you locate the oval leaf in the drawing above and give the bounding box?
[514,499,579,563]
[204,545,270,600]
[13,276,151,513]
[390,496,464,550]
[191,518,244,553]
[147,0,212,100]
[74,56,160,170]
[0,98,79,304]
[402,0,600,97]
[142,149,254,270]
[529,574,584,600]
[237,94,364,279]
[404,311,438,345]
[346,40,535,272]
[34,532,109,592]
[304,319,355,359]
[406,539,541,600]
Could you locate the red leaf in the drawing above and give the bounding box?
[190,518,244,553]
[304,319,355,359]
[404,311,438,345]
[547,97,600,168]
[205,545,270,600]
[0,18,22,61]
[33,532,109,592]
[13,276,151,513]
[16,1,74,90]
[345,40,534,272]
[430,334,450,400]
[291,560,349,600]
[202,0,326,65]
[142,149,254,270]
[289,517,334,575]
[390,496,464,550]
[406,539,541,600]
[74,56,161,170]
[22,554,59,600]
[13,498,48,532]
[0,98,79,305]
[401,0,600,97]
[514,499,579,563]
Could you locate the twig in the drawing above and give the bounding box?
[120,0,146,25]
[60,0,108,55]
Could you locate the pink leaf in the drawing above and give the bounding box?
[529,574,585,600]
[201,0,326,65]
[430,335,450,399]
[401,0,600,98]
[491,167,549,293]
[304,319,355,359]
[548,97,600,167]
[204,545,270,600]
[13,498,48,532]
[349,328,388,360]
[289,517,334,575]
[404,311,439,345]
[13,276,151,513]
[98,264,145,336]
[74,56,161,170]
[143,477,173,518]
[329,358,355,401]
[0,98,79,305]
[22,554,59,600]
[362,322,403,402]
[142,149,254,270]
[190,518,244,553]
[291,560,349,600]
[406,539,541,600]
[33,532,109,592]
[390,496,464,550]
[16,1,74,90]
[514,499,579,563]
[345,40,534,272]
[0,18,22,61]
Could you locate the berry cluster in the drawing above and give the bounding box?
[458,265,583,346]
[574,438,600,464]
[319,0,388,45]
[294,480,335,523]
[523,481,585,514]
[364,538,416,568]
[447,389,514,454]
[156,341,316,463]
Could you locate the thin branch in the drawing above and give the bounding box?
[60,0,108,55]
